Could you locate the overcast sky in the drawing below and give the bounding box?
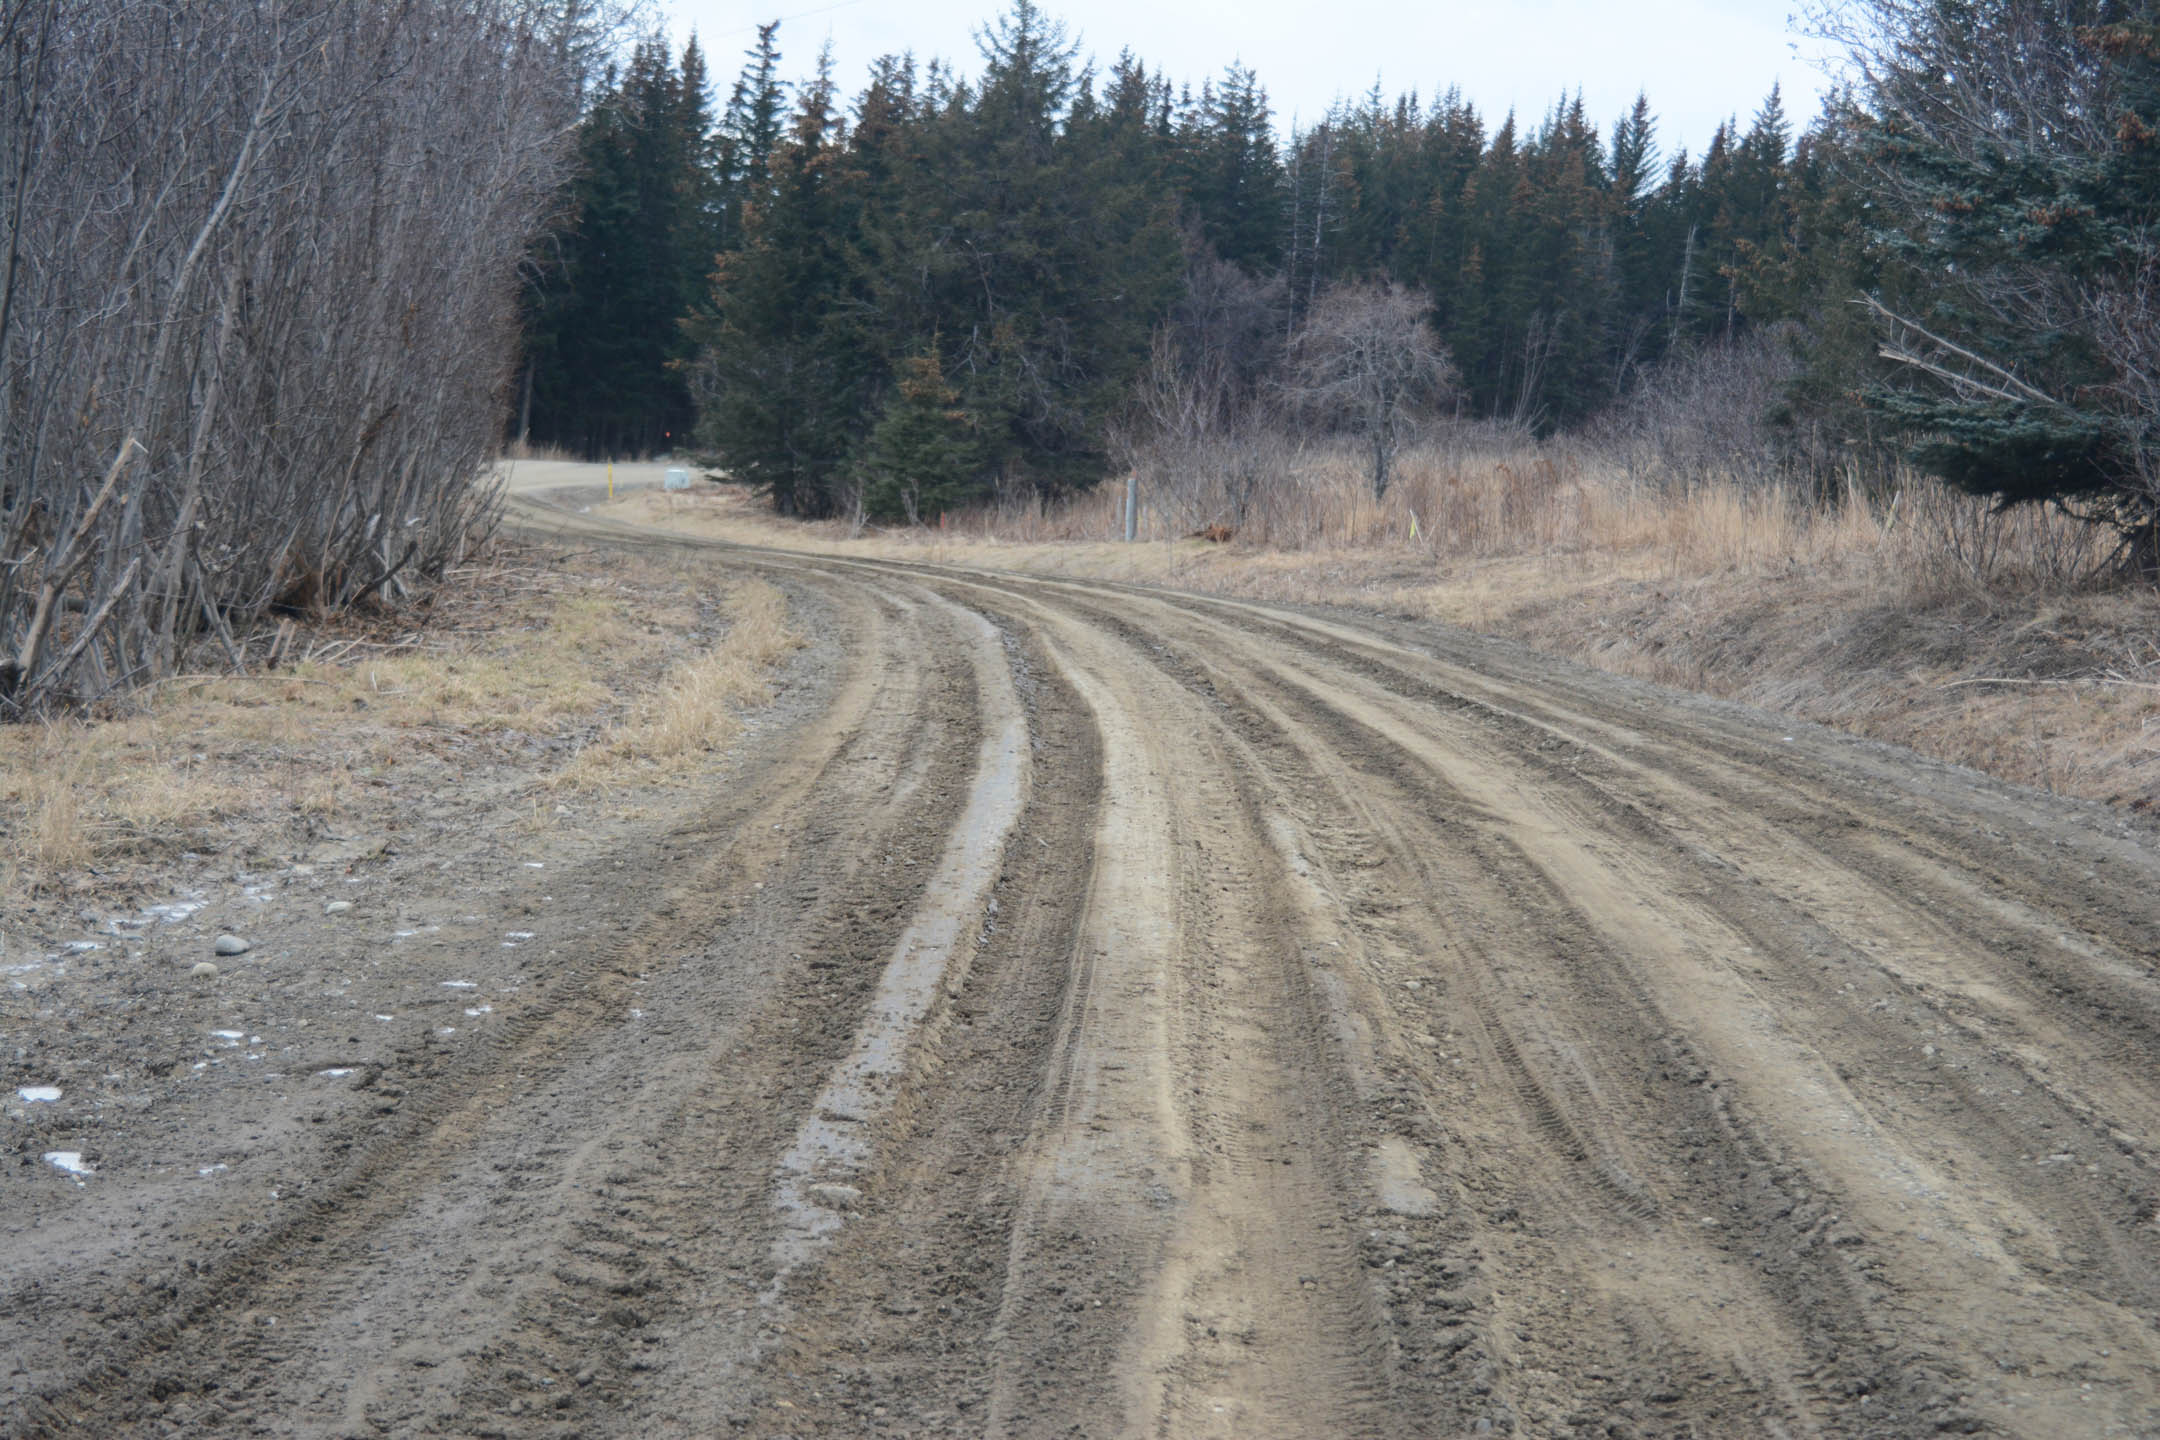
[664,0,1840,160]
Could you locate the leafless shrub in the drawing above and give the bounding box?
[0,0,626,718]
[1593,326,1816,491]
[1281,281,1456,499]
[1114,331,1299,536]
[1112,259,1295,535]
[1891,478,2109,595]
[1170,254,1285,403]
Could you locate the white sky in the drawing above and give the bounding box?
[664,0,1840,161]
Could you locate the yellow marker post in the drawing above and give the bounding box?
[607,461,614,500]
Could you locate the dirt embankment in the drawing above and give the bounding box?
[6,476,2159,1438]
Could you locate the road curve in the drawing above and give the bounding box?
[12,486,2160,1439]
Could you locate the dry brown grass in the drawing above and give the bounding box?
[500,438,586,463]
[12,735,91,879]
[0,545,801,900]
[1,720,239,894]
[605,444,2159,809]
[555,578,801,788]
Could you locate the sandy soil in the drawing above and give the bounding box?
[6,469,2160,1438]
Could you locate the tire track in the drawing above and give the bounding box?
[1012,573,2160,1436]
[30,492,2160,1439]
[980,580,1850,1434]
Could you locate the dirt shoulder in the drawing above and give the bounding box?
[0,535,808,1422]
[588,479,2160,811]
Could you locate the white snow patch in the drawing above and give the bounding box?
[44,1151,92,1176]
[198,1163,228,1176]
[18,1086,60,1102]
[317,1068,353,1078]
[440,980,477,989]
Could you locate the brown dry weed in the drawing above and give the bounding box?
[555,578,801,788]
[606,445,2159,810]
[0,546,801,901]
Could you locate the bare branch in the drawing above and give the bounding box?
[1863,296,2062,409]
[1281,281,1456,500]
[0,0,626,715]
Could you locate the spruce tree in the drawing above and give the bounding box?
[859,347,987,522]
[691,48,867,516]
[716,22,787,251]
[522,38,716,458]
[507,1,2024,522]
[1854,3,2160,564]
[852,0,1181,500]
[1606,95,1664,382]
[1188,65,1283,270]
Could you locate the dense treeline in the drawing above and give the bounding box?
[519,33,722,458]
[524,0,2160,565]
[521,4,1808,499]
[1,0,627,717]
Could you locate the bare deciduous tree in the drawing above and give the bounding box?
[0,0,631,717]
[1282,281,1455,500]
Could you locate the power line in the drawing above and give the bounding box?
[702,0,872,42]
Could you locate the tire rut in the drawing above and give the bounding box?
[27,506,2160,1440]
[996,571,2160,1436]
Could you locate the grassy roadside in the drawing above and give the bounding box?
[0,542,802,905]
[554,576,798,789]
[595,469,2160,812]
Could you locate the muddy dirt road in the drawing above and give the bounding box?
[9,477,2160,1439]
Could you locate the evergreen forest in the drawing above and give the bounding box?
[517,0,2160,567]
